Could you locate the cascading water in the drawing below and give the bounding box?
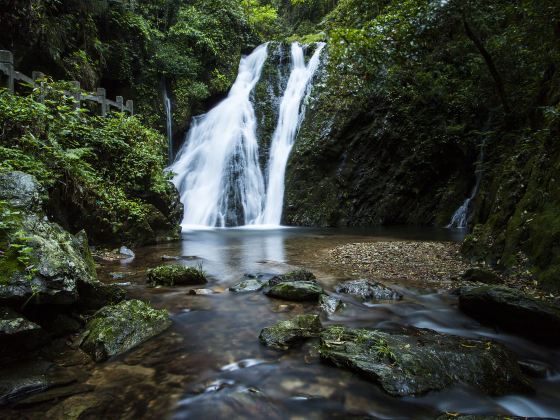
[258,42,325,225]
[447,138,487,229]
[170,42,325,229]
[169,43,268,228]
[163,84,173,164]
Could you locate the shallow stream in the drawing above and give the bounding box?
[35,228,560,418]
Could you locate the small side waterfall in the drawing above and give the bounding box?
[163,84,173,164]
[258,42,326,225]
[447,139,487,229]
[169,44,268,228]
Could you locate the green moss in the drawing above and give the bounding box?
[147,264,207,287]
[81,299,171,361]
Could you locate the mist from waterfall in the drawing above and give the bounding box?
[169,42,324,229]
[258,42,325,225]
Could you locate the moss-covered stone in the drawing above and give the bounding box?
[81,299,171,362]
[335,280,402,301]
[268,268,317,286]
[458,285,560,345]
[319,325,531,397]
[264,281,324,301]
[259,314,322,350]
[147,264,207,287]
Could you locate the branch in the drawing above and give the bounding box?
[463,16,511,115]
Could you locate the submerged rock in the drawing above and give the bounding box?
[458,285,560,345]
[147,264,207,287]
[229,278,267,293]
[319,294,345,316]
[264,281,324,301]
[81,299,171,362]
[0,360,79,406]
[259,314,322,350]
[461,267,501,284]
[268,268,317,286]
[319,326,531,397]
[335,279,402,301]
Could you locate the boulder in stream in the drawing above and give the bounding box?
[259,314,322,350]
[319,325,531,396]
[147,264,207,287]
[268,268,317,286]
[264,281,324,301]
[81,299,171,361]
[458,285,560,345]
[335,279,402,301]
[229,278,267,293]
[319,294,345,316]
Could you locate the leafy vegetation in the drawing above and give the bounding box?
[0,82,180,245]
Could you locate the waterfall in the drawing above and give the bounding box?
[447,138,487,229]
[169,43,268,228]
[258,42,326,225]
[163,84,173,164]
[169,42,324,229]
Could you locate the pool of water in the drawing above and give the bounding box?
[28,227,560,418]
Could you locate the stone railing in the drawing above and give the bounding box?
[0,50,133,115]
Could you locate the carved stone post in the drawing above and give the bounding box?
[0,50,14,92]
[96,87,107,116]
[126,99,134,115]
[116,96,124,112]
[32,71,45,102]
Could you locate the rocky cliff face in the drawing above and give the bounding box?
[283,46,476,227]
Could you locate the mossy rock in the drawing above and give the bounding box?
[147,264,207,287]
[335,280,402,301]
[458,285,560,345]
[259,314,322,350]
[264,281,324,301]
[268,268,317,286]
[81,299,171,362]
[319,325,531,397]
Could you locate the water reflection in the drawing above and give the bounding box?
[90,227,560,419]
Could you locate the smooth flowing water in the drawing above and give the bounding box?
[21,228,556,419]
[169,44,268,228]
[447,139,487,229]
[170,42,325,229]
[258,43,325,225]
[163,84,173,164]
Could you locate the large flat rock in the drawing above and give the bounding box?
[319,325,531,397]
[458,285,560,345]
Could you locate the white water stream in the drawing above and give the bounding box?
[169,42,325,229]
[258,42,325,225]
[163,84,173,164]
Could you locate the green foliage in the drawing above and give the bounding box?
[0,84,177,245]
[147,264,207,286]
[0,201,36,284]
